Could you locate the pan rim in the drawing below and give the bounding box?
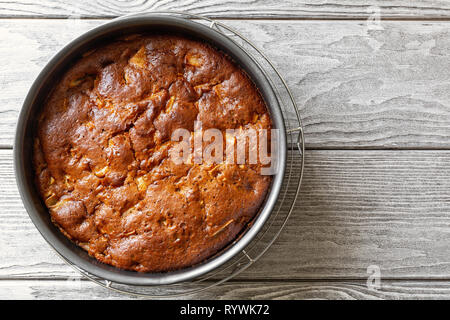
[14,14,287,286]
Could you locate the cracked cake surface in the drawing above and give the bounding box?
[33,34,272,272]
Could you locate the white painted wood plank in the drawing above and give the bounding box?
[1,0,450,19]
[1,149,449,280]
[2,19,450,148]
[1,279,450,300]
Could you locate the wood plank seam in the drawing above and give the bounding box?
[2,20,450,149]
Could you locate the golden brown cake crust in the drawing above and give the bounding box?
[33,34,272,272]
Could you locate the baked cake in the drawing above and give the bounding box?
[33,34,272,272]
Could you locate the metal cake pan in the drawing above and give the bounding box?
[14,14,287,286]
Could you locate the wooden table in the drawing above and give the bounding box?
[1,0,450,299]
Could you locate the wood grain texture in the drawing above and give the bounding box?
[1,0,450,19]
[1,149,449,280]
[2,19,450,148]
[1,280,449,299]
[2,10,450,299]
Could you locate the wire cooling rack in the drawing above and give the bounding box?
[56,11,305,298]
